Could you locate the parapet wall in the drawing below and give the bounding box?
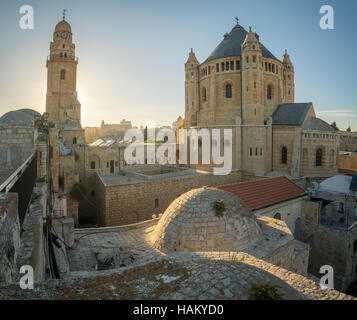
[97,170,243,226]
[16,183,47,282]
[0,193,20,283]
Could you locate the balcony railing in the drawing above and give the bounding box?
[47,55,78,62]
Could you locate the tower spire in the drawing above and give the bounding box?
[63,9,67,21]
[235,17,239,25]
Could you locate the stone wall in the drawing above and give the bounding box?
[300,199,357,292]
[96,170,243,226]
[0,125,36,170]
[17,183,47,282]
[338,152,357,170]
[0,193,20,283]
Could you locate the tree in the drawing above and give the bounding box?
[330,121,339,131]
[346,126,351,132]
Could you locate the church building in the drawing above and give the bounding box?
[183,19,339,177]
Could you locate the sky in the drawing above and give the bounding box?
[0,0,356,130]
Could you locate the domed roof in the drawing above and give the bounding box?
[318,175,352,194]
[303,117,335,132]
[150,187,260,253]
[0,109,40,127]
[55,20,72,33]
[204,22,278,63]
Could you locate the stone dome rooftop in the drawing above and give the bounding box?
[303,117,335,132]
[204,22,278,63]
[149,187,260,253]
[0,108,40,127]
[55,20,72,33]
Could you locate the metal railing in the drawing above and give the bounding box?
[0,152,37,226]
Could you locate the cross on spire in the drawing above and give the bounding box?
[63,9,67,21]
[235,17,239,24]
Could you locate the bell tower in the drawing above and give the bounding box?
[45,12,81,127]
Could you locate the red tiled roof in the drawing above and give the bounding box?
[217,176,306,211]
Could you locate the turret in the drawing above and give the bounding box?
[184,49,200,127]
[241,27,264,124]
[282,49,295,103]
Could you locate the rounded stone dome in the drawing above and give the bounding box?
[55,20,72,33]
[149,187,261,253]
[0,109,40,127]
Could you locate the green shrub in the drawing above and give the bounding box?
[70,182,90,202]
[213,200,226,217]
[248,282,284,300]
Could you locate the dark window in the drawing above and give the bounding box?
[250,148,252,156]
[253,56,256,63]
[236,60,240,70]
[216,63,219,72]
[63,44,65,48]
[73,137,77,145]
[90,161,95,169]
[230,61,234,70]
[115,161,118,167]
[155,199,159,208]
[273,213,281,220]
[60,69,66,80]
[316,148,322,166]
[202,87,207,102]
[91,190,95,197]
[226,61,229,70]
[221,62,225,71]
[267,85,272,100]
[225,84,232,99]
[281,146,287,164]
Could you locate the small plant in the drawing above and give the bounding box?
[31,192,41,203]
[70,182,90,202]
[37,176,46,183]
[213,200,226,217]
[248,282,284,300]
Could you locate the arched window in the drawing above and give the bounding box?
[281,146,287,164]
[267,85,272,100]
[316,148,322,166]
[73,137,77,145]
[273,213,281,220]
[225,84,232,99]
[202,87,207,102]
[60,69,66,80]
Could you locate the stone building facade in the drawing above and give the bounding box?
[182,19,339,177]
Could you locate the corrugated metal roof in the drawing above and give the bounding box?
[204,23,278,63]
[217,176,306,211]
[272,103,312,126]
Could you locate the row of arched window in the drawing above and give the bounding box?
[201,83,273,101]
[200,60,241,77]
[199,59,281,78]
[249,147,263,156]
[265,62,279,74]
[281,146,333,167]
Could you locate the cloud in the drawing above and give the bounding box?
[317,109,357,118]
